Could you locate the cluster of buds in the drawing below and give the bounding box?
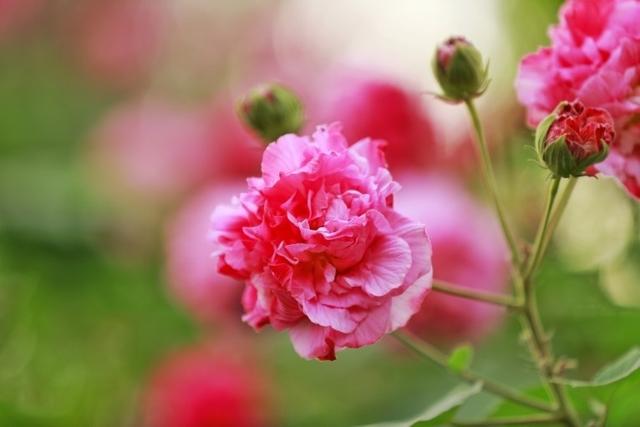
[534,101,614,178]
[237,83,304,143]
[433,36,489,102]
[239,41,613,182]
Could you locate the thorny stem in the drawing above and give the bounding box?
[431,280,522,310]
[392,332,556,413]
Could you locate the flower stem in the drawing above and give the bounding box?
[451,413,564,426]
[392,331,556,413]
[464,99,522,270]
[516,176,581,426]
[520,278,581,427]
[431,280,522,310]
[524,176,562,279]
[540,177,578,258]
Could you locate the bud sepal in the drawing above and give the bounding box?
[238,83,304,144]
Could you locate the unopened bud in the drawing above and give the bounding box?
[433,36,489,102]
[535,101,614,178]
[238,83,304,143]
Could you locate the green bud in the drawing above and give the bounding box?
[238,83,304,143]
[432,36,489,102]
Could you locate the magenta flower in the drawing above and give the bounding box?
[206,101,264,179]
[143,344,271,427]
[87,100,217,205]
[0,0,42,41]
[316,74,436,172]
[165,183,246,326]
[396,174,509,344]
[212,124,432,360]
[68,0,167,87]
[515,0,640,198]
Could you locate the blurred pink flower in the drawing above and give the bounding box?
[396,174,509,344]
[0,0,42,41]
[212,123,432,360]
[165,183,245,326]
[143,344,271,427]
[516,0,640,198]
[206,100,265,179]
[88,100,217,206]
[315,73,437,172]
[68,0,167,87]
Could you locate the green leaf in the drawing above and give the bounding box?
[360,382,482,427]
[488,386,549,418]
[561,347,640,387]
[447,345,474,374]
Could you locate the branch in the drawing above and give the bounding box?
[432,280,522,310]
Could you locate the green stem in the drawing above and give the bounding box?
[521,278,581,427]
[451,413,564,426]
[464,99,522,271]
[525,177,562,279]
[516,176,581,426]
[540,177,578,258]
[392,332,556,413]
[432,280,522,310]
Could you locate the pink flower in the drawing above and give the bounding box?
[143,344,271,427]
[515,0,640,198]
[316,73,436,172]
[87,100,218,205]
[212,124,432,360]
[166,183,246,326]
[67,0,167,87]
[396,174,509,344]
[206,100,268,179]
[0,0,42,41]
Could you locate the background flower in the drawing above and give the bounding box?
[165,183,246,327]
[396,174,509,344]
[86,99,218,206]
[516,0,640,198]
[0,0,43,42]
[314,72,437,172]
[66,0,167,87]
[142,343,271,427]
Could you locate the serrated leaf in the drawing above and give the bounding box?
[359,382,482,427]
[560,347,640,387]
[447,345,474,374]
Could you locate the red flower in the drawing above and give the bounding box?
[316,73,436,172]
[143,345,271,427]
[546,101,615,161]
